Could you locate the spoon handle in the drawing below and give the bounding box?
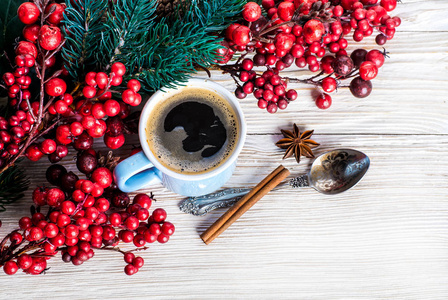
[179,188,251,216]
[289,175,310,188]
[179,175,307,216]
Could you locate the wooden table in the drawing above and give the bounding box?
[1,1,447,299]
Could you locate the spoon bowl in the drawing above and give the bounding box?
[290,149,370,194]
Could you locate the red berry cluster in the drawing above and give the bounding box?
[0,2,142,173]
[218,0,401,112]
[0,152,174,276]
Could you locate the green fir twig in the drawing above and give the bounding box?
[61,0,109,80]
[0,159,29,212]
[61,0,247,92]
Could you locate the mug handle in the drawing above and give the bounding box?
[113,151,162,193]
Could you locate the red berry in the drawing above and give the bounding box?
[87,120,107,138]
[45,78,67,97]
[44,223,59,238]
[26,227,44,241]
[274,33,295,52]
[91,103,106,119]
[359,61,378,81]
[277,99,288,110]
[25,257,47,275]
[242,81,254,94]
[45,3,65,25]
[38,25,62,51]
[109,212,122,226]
[26,144,44,162]
[133,194,152,209]
[2,72,15,86]
[316,93,332,109]
[111,62,126,76]
[3,261,19,275]
[40,139,57,154]
[65,224,79,239]
[285,89,298,101]
[157,234,170,244]
[132,256,144,269]
[17,2,40,25]
[241,58,254,71]
[143,230,157,243]
[17,254,33,270]
[124,252,135,264]
[22,24,40,43]
[124,216,139,230]
[124,264,138,275]
[126,79,141,92]
[95,197,110,212]
[277,2,295,21]
[85,72,97,86]
[16,41,38,58]
[110,75,123,86]
[19,216,32,230]
[226,23,240,41]
[95,72,108,89]
[262,0,275,10]
[46,188,65,207]
[149,223,162,235]
[303,19,325,43]
[104,133,125,149]
[104,99,120,117]
[120,230,134,243]
[380,0,396,11]
[274,85,285,96]
[161,222,175,236]
[232,26,251,46]
[152,208,167,223]
[133,234,146,247]
[242,2,261,22]
[83,86,97,98]
[321,77,337,93]
[122,89,136,105]
[10,231,23,244]
[85,207,99,221]
[365,49,385,68]
[91,167,113,188]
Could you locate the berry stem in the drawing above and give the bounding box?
[0,11,49,174]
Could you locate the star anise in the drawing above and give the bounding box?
[275,124,320,163]
[97,151,121,171]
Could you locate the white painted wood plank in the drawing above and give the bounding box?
[1,135,448,299]
[1,2,448,300]
[394,0,448,32]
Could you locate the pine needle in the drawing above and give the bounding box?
[0,160,30,212]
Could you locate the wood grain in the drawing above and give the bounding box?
[0,0,447,299]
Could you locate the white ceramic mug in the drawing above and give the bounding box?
[113,78,246,197]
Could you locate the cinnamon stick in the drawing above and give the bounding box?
[201,165,290,245]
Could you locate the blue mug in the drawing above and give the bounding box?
[114,79,247,197]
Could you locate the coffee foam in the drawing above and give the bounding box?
[145,87,239,175]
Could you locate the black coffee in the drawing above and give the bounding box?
[146,88,239,174]
[164,101,227,158]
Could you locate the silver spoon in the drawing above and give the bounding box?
[179,149,370,216]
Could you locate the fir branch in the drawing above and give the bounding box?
[0,159,29,212]
[127,21,221,92]
[61,0,108,80]
[99,0,157,69]
[177,0,246,33]
[60,0,245,92]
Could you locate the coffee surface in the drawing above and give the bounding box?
[164,101,227,158]
[146,87,238,175]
